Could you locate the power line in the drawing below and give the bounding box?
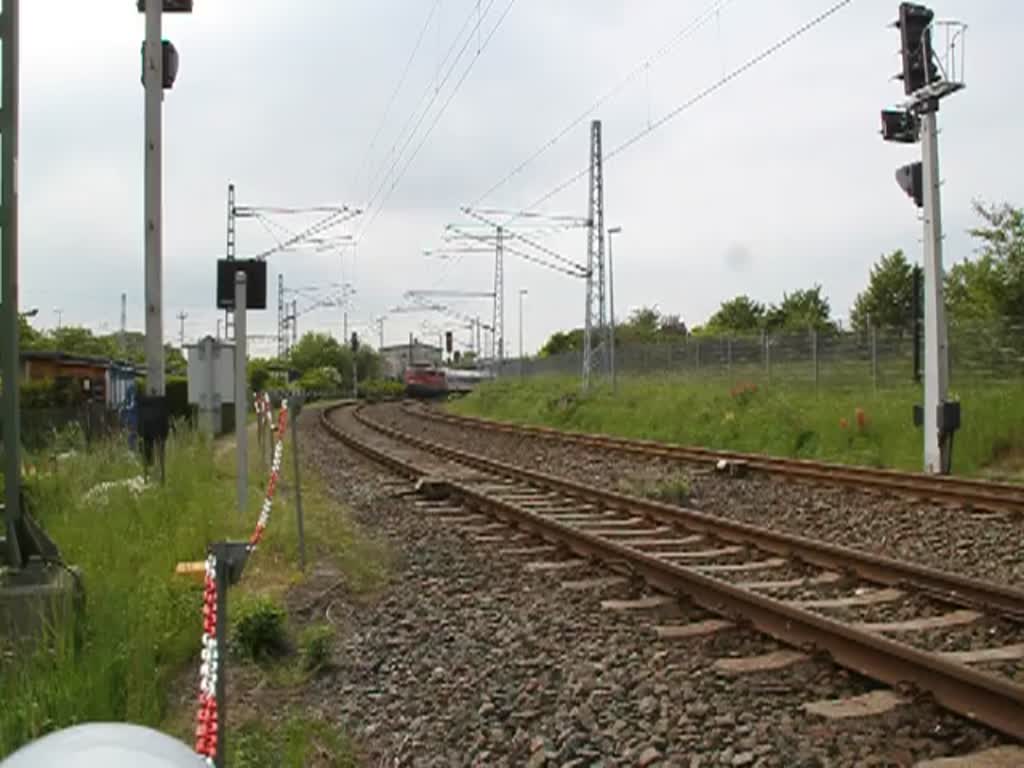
[359,0,517,240]
[470,0,738,207]
[353,0,442,201]
[251,208,361,261]
[358,0,498,226]
[511,0,855,222]
[459,208,585,272]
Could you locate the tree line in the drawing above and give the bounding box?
[538,200,1022,356]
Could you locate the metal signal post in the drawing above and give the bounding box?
[882,3,966,474]
[139,0,191,475]
[1,0,21,567]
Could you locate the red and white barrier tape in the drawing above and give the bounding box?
[248,398,288,550]
[194,554,219,765]
[193,397,289,765]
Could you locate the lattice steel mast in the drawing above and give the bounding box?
[582,119,606,390]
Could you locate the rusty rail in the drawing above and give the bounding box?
[407,403,1024,514]
[321,403,1024,741]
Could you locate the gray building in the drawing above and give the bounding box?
[380,341,443,379]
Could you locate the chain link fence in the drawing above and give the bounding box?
[495,321,1024,389]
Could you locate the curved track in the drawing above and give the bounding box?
[405,402,1024,515]
[322,402,1024,741]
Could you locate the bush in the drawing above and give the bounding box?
[299,623,335,672]
[619,472,691,506]
[233,595,289,661]
[360,379,404,403]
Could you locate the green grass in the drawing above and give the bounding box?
[1,405,386,761]
[1,427,249,753]
[231,710,355,768]
[449,375,1024,477]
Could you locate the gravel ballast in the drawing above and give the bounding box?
[296,406,1010,767]
[381,403,1024,588]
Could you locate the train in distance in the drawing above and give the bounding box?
[403,363,493,399]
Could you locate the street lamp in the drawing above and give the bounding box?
[518,289,528,377]
[53,307,63,330]
[607,227,622,391]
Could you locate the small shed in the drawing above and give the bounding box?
[21,352,141,409]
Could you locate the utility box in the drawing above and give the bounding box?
[186,336,236,437]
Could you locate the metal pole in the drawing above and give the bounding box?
[518,289,527,378]
[289,400,306,571]
[607,227,620,392]
[352,348,358,399]
[921,107,949,474]
[235,272,248,516]
[1,0,22,568]
[143,0,166,413]
[343,311,348,343]
[812,327,819,391]
[871,322,878,393]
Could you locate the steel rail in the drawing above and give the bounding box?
[407,404,1024,514]
[321,402,1024,740]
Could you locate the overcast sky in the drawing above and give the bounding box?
[19,0,1021,357]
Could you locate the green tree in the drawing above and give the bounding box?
[619,306,661,344]
[703,295,765,334]
[538,329,583,357]
[50,326,117,357]
[248,358,273,393]
[19,316,45,350]
[354,346,381,382]
[849,250,914,333]
[165,345,187,376]
[766,285,833,332]
[658,313,688,338]
[288,332,346,375]
[945,201,1024,325]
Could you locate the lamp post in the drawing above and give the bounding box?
[518,289,528,378]
[607,227,622,391]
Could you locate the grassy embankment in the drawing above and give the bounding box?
[449,375,1024,477]
[1,405,386,765]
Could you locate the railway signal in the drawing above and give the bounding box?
[139,41,180,89]
[894,162,923,207]
[879,2,967,474]
[880,109,919,143]
[895,3,938,95]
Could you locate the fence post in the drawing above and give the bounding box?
[871,322,879,392]
[289,397,307,572]
[811,328,819,392]
[212,544,230,768]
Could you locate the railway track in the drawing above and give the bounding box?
[404,402,1024,515]
[321,402,1024,742]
